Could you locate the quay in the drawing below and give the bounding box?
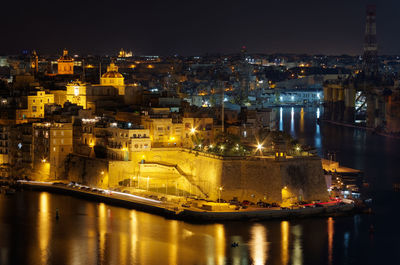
[14,180,358,222]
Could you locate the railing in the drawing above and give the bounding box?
[140,161,208,198]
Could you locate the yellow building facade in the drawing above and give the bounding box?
[58,49,74,75]
[66,81,87,109]
[50,123,73,178]
[100,62,125,95]
[16,91,54,120]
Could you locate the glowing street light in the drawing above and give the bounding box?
[218,186,223,203]
[41,159,47,163]
[190,127,196,134]
[256,143,263,150]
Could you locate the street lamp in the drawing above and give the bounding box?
[190,127,196,134]
[256,143,263,155]
[218,186,223,203]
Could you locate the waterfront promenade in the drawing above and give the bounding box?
[14,180,356,222]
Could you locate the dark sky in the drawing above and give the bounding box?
[1,0,399,56]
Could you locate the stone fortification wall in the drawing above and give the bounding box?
[130,149,328,203]
[66,154,134,188]
[65,149,328,204]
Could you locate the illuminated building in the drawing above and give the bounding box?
[100,62,125,95]
[101,62,124,86]
[64,80,120,111]
[32,122,73,179]
[79,121,151,160]
[66,81,87,109]
[57,49,74,75]
[30,50,38,74]
[118,48,133,58]
[0,125,10,177]
[49,123,73,178]
[16,91,55,120]
[103,124,151,160]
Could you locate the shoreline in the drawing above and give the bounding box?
[13,181,360,222]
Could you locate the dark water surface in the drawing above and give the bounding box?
[1,107,400,265]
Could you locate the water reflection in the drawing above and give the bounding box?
[38,192,51,265]
[291,107,295,135]
[292,225,303,265]
[250,224,268,265]
[215,224,226,265]
[280,107,283,131]
[130,211,138,264]
[300,108,304,133]
[315,108,321,148]
[281,221,290,265]
[169,220,178,265]
[327,217,334,265]
[98,203,107,264]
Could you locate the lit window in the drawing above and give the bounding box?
[280,152,284,157]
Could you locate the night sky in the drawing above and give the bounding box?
[1,0,399,56]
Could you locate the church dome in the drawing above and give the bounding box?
[102,62,123,78]
[102,71,123,78]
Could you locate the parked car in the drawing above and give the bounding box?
[229,199,240,206]
[216,198,226,203]
[242,200,254,206]
[256,201,270,208]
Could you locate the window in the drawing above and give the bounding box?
[61,139,64,144]
[61,131,64,136]
[32,106,37,112]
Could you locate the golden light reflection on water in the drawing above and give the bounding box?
[119,220,128,265]
[300,107,304,132]
[281,221,290,265]
[130,211,138,264]
[38,192,51,265]
[98,203,107,264]
[327,217,334,265]
[250,224,268,265]
[214,224,226,265]
[169,220,178,265]
[292,225,303,265]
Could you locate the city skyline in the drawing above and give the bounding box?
[2,0,400,56]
